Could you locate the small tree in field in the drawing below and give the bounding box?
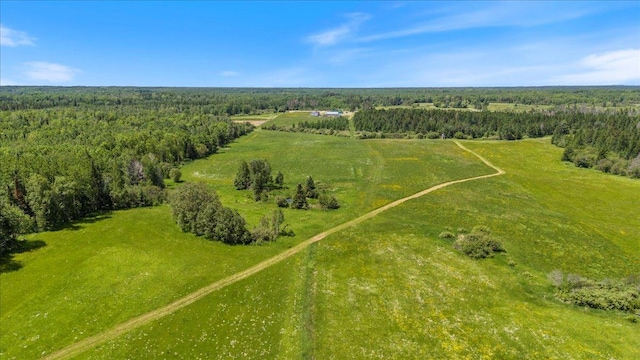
[275,171,284,187]
[169,168,182,182]
[305,176,318,198]
[291,184,308,209]
[234,160,251,190]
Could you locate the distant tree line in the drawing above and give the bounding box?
[3,86,639,114]
[350,108,639,178]
[263,117,350,137]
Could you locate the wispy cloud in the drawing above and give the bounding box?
[220,70,239,77]
[555,49,640,85]
[358,3,594,43]
[24,62,80,82]
[0,25,35,47]
[306,13,370,46]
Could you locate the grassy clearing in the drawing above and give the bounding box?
[79,138,640,359]
[487,102,554,112]
[264,112,327,127]
[182,130,490,240]
[229,113,276,120]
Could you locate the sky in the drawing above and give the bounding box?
[1,1,639,87]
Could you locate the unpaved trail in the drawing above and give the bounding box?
[42,141,504,360]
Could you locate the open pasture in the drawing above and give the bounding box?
[77,138,640,359]
[1,131,491,359]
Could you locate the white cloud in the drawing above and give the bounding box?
[0,25,35,47]
[24,62,80,82]
[306,13,370,46]
[220,70,239,77]
[555,49,640,84]
[357,3,593,43]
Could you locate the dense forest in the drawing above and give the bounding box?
[0,89,255,253]
[2,86,640,113]
[2,86,639,254]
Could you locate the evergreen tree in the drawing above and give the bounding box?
[291,183,308,209]
[275,171,284,187]
[305,176,318,198]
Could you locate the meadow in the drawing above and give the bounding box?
[2,110,638,358]
[1,126,492,359]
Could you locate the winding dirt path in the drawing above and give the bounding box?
[43,141,504,360]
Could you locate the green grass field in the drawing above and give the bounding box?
[2,130,639,359]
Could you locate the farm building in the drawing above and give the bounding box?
[311,111,320,116]
[324,111,342,117]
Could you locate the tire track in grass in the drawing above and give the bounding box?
[43,141,504,360]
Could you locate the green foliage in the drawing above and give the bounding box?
[305,176,318,199]
[0,199,32,255]
[169,182,220,234]
[211,207,252,245]
[318,192,340,210]
[249,159,272,201]
[438,231,455,239]
[549,271,640,312]
[234,159,278,201]
[453,226,504,259]
[275,195,289,208]
[275,171,284,187]
[291,184,309,210]
[169,182,251,245]
[251,209,286,243]
[169,168,182,183]
[233,160,251,190]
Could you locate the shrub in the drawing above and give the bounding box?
[596,159,613,173]
[275,195,289,208]
[453,226,504,259]
[318,192,340,210]
[438,231,455,239]
[456,227,468,234]
[574,152,596,168]
[169,168,182,182]
[549,271,640,312]
[426,132,440,139]
[471,225,491,235]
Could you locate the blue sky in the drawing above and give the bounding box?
[1,1,639,87]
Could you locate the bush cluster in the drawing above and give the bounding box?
[548,270,640,313]
[452,225,504,259]
[169,182,252,245]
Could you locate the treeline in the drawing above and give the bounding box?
[263,117,350,136]
[552,114,640,178]
[350,108,640,177]
[2,86,639,114]
[0,98,253,253]
[353,108,558,140]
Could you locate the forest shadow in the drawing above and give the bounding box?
[54,211,113,231]
[0,239,47,274]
